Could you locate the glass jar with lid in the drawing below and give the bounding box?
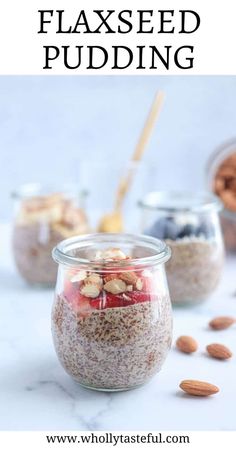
[139,191,224,306]
[12,183,89,287]
[52,233,172,391]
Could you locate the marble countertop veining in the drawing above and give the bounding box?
[0,223,235,431]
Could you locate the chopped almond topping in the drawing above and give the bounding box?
[94,247,127,261]
[104,279,127,294]
[86,273,103,285]
[119,271,138,286]
[80,281,102,298]
[136,278,143,291]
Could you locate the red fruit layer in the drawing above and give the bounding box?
[63,269,158,315]
[63,283,154,314]
[90,291,152,310]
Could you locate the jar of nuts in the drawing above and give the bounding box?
[207,138,236,252]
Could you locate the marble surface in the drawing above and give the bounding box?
[0,223,236,431]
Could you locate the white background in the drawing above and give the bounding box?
[1,75,236,220]
[0,0,236,74]
[1,0,236,441]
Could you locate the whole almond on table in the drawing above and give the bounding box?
[206,343,233,360]
[176,336,198,354]
[209,316,235,330]
[180,380,219,397]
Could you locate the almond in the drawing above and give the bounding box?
[104,248,127,260]
[179,380,219,396]
[214,177,225,194]
[86,273,103,285]
[136,278,143,291]
[104,278,127,294]
[95,248,126,261]
[104,274,119,283]
[206,343,233,360]
[176,336,198,354]
[119,271,138,286]
[209,316,235,330]
[80,282,101,298]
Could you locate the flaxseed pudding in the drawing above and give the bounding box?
[139,191,224,305]
[165,236,223,304]
[12,187,89,286]
[52,234,172,391]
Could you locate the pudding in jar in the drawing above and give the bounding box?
[12,185,89,286]
[139,191,224,306]
[52,233,172,391]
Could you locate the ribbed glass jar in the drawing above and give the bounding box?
[139,191,224,306]
[52,233,172,391]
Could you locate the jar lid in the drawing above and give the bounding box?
[138,191,222,214]
[52,233,171,269]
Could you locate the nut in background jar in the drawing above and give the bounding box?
[207,138,236,252]
[12,183,90,287]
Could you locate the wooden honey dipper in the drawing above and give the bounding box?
[98,91,165,233]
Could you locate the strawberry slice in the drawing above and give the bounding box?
[124,291,152,304]
[105,293,125,308]
[63,280,92,315]
[90,291,153,310]
[90,292,107,310]
[63,280,79,306]
[90,292,124,309]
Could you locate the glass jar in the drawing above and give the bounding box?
[206,138,236,252]
[139,191,224,306]
[52,233,172,391]
[80,159,151,233]
[12,183,89,287]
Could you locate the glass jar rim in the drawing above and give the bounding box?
[138,190,222,214]
[11,182,88,200]
[206,137,236,180]
[52,233,171,269]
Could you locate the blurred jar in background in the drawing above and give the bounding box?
[207,138,236,252]
[139,191,224,306]
[12,184,89,287]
